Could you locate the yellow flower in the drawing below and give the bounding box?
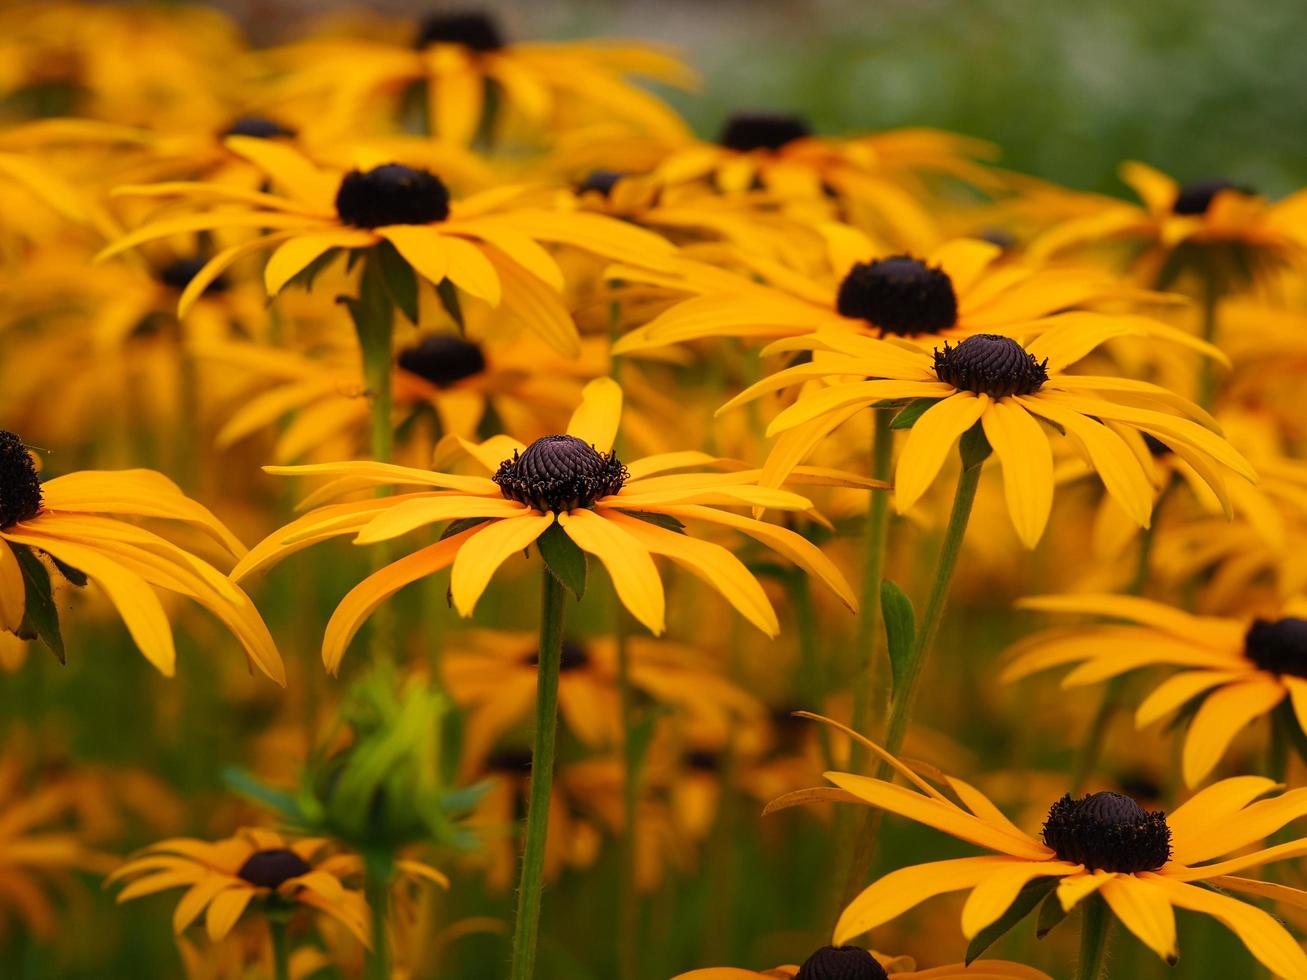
[674,945,1050,980]
[775,718,1307,976]
[99,138,676,356]
[1004,593,1307,786]
[722,324,1253,547]
[0,430,282,682]
[232,378,858,672]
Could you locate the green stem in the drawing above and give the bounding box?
[509,567,567,980]
[616,608,639,980]
[841,443,981,906]
[269,917,291,980]
[364,852,393,980]
[1076,894,1113,980]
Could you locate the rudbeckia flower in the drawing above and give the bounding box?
[232,379,858,672]
[675,945,1051,980]
[99,138,676,356]
[1003,593,1307,786]
[775,719,1307,977]
[0,430,282,682]
[721,324,1254,547]
[257,10,695,145]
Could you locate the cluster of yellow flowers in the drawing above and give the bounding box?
[4,4,1307,980]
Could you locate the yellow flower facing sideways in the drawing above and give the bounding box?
[1004,593,1307,786]
[770,716,1307,978]
[232,379,860,672]
[721,321,1254,548]
[98,137,677,356]
[0,430,282,682]
[675,944,1051,980]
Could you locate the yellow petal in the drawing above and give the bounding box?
[895,393,987,513]
[566,378,623,453]
[0,542,25,633]
[378,224,449,289]
[442,235,502,305]
[205,886,254,941]
[1182,679,1284,787]
[558,509,665,634]
[1100,875,1177,964]
[265,230,376,295]
[449,514,553,617]
[981,399,1053,548]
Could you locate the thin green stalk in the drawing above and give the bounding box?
[841,441,982,906]
[269,917,291,980]
[364,852,393,980]
[509,568,567,980]
[615,608,640,980]
[1076,894,1113,980]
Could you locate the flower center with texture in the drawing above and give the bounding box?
[396,334,486,388]
[416,11,504,51]
[236,848,312,889]
[493,435,627,513]
[1042,791,1172,873]
[0,430,43,529]
[1244,617,1307,678]
[794,946,888,980]
[933,334,1048,397]
[577,170,625,198]
[335,164,450,228]
[835,256,958,336]
[718,112,811,152]
[525,640,589,671]
[159,258,228,295]
[223,116,296,139]
[1172,178,1251,216]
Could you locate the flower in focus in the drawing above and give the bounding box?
[0,430,282,681]
[1004,593,1307,785]
[673,944,1051,980]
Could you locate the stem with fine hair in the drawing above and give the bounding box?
[509,566,567,980]
[841,433,983,906]
[269,917,291,980]
[1076,894,1113,980]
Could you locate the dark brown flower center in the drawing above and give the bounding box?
[1172,178,1252,216]
[159,258,228,295]
[794,946,888,980]
[486,748,534,773]
[1244,617,1307,678]
[718,112,811,152]
[524,640,589,672]
[236,848,312,889]
[1042,791,1171,873]
[416,11,504,51]
[684,750,721,773]
[577,170,625,198]
[396,334,486,388]
[933,334,1048,397]
[223,116,296,140]
[335,164,450,228]
[0,431,43,529]
[836,256,958,336]
[493,435,626,513]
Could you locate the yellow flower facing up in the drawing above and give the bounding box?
[771,717,1307,977]
[110,828,445,946]
[0,430,282,682]
[98,138,677,356]
[232,379,859,672]
[674,945,1051,980]
[721,323,1254,548]
[1004,593,1307,786]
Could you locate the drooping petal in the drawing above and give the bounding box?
[895,393,988,513]
[558,509,665,634]
[0,542,25,632]
[981,399,1053,548]
[1181,679,1284,786]
[1100,875,1177,964]
[265,229,377,294]
[449,514,553,618]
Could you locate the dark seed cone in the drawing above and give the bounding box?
[0,431,43,529]
[236,848,312,889]
[718,112,811,152]
[159,258,228,294]
[223,116,296,139]
[486,747,535,773]
[836,256,958,336]
[416,11,504,51]
[1172,178,1251,216]
[1245,617,1307,678]
[493,434,626,513]
[933,334,1048,397]
[396,334,487,388]
[683,750,721,773]
[524,640,589,671]
[1042,791,1172,873]
[577,170,625,198]
[794,946,888,980]
[335,164,451,228]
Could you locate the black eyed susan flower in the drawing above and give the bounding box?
[0,430,282,682]
[99,139,677,356]
[232,379,858,672]
[773,720,1307,977]
[674,945,1052,980]
[1004,593,1307,786]
[721,324,1254,547]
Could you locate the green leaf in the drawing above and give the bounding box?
[1036,890,1070,939]
[537,521,587,600]
[376,240,419,324]
[49,555,87,588]
[889,398,944,430]
[436,279,464,329]
[12,545,64,663]
[965,876,1058,964]
[222,766,306,823]
[959,421,993,469]
[616,510,686,534]
[441,516,491,540]
[880,580,915,699]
